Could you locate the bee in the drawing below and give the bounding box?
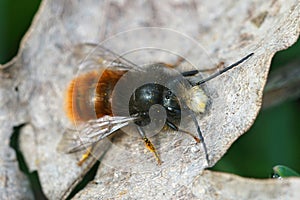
[59,43,253,166]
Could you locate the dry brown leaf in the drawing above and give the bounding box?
[0,0,299,199]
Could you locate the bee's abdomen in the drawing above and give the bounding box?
[95,69,125,118]
[65,69,125,123]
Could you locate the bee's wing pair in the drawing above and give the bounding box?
[73,43,144,72]
[58,116,136,153]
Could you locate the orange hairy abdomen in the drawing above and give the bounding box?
[65,69,126,123]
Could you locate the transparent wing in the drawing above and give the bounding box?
[73,43,143,72]
[57,115,136,153]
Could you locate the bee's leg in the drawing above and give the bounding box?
[136,126,162,165]
[77,146,93,166]
[166,120,200,143]
[164,106,200,142]
[166,118,209,165]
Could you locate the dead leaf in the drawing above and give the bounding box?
[0,0,299,199]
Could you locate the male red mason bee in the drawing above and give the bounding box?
[59,43,253,166]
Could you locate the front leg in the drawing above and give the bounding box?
[137,126,162,165]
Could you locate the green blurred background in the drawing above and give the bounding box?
[1,0,299,191]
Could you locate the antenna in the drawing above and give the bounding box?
[195,53,254,85]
